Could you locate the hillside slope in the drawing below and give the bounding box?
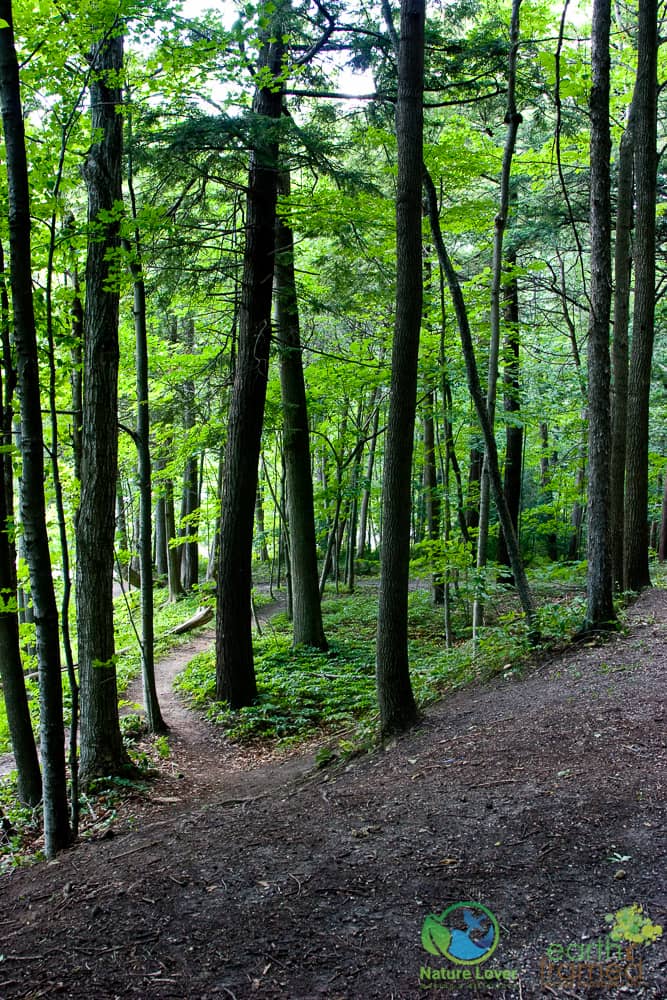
[1,589,665,999]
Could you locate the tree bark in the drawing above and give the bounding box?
[179,318,199,592]
[610,113,634,589]
[275,171,327,649]
[585,0,615,629]
[77,31,131,780]
[0,1,70,851]
[0,344,41,806]
[216,25,284,706]
[624,0,658,592]
[124,121,166,732]
[376,0,424,736]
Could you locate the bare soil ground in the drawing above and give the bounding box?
[1,589,665,1000]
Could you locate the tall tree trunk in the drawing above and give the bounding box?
[0,293,41,805]
[77,31,130,781]
[179,318,199,592]
[133,261,165,731]
[124,114,166,732]
[276,172,327,648]
[585,0,615,629]
[216,25,284,706]
[376,0,424,736]
[69,258,84,483]
[610,113,634,589]
[0,2,70,852]
[624,0,658,592]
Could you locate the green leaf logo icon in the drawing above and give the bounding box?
[421,914,452,956]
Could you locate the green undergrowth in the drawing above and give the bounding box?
[174,581,592,756]
[0,774,42,871]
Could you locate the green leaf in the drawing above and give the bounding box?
[421,914,452,957]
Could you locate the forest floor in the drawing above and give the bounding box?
[0,588,665,1000]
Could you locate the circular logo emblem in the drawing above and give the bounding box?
[421,902,500,965]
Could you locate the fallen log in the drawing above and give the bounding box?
[168,605,213,635]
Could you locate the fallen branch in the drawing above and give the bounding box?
[168,606,213,635]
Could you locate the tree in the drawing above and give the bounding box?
[585,0,615,630]
[0,1,70,852]
[124,104,166,733]
[0,286,41,805]
[375,0,425,736]
[624,0,658,592]
[610,109,634,589]
[275,170,327,650]
[76,27,131,780]
[216,16,284,706]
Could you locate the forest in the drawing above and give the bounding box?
[0,0,665,904]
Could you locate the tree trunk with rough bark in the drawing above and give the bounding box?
[376,0,424,736]
[610,114,634,589]
[0,355,41,806]
[624,0,658,592]
[216,26,284,706]
[124,130,166,732]
[585,0,615,630]
[276,172,327,649]
[0,2,70,851]
[77,31,131,781]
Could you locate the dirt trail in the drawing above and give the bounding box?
[123,594,312,801]
[1,588,666,1000]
